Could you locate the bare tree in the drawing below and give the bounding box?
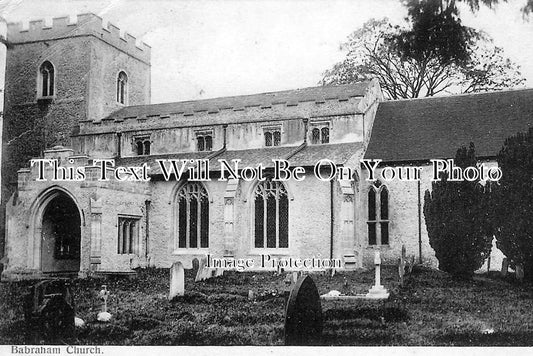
[321,19,525,99]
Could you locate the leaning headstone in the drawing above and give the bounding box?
[24,280,75,343]
[195,257,217,281]
[501,258,509,277]
[516,263,524,282]
[284,275,323,346]
[169,262,185,299]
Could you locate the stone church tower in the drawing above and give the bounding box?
[0,14,151,258]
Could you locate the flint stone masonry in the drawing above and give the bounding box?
[4,14,530,279]
[1,13,151,262]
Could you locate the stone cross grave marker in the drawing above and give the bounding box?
[169,262,185,299]
[284,275,323,346]
[98,285,109,312]
[367,249,389,299]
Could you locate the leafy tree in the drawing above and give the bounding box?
[491,128,533,280]
[398,0,532,66]
[320,18,525,99]
[424,143,493,278]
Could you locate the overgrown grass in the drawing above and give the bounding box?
[1,265,532,345]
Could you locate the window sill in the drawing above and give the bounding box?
[249,248,292,256]
[172,248,210,255]
[366,245,391,249]
[37,97,54,103]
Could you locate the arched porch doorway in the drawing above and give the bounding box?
[40,192,81,273]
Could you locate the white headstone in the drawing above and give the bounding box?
[169,262,184,299]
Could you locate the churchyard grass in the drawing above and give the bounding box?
[1,265,532,345]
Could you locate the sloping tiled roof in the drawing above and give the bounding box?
[102,82,372,121]
[289,142,363,167]
[115,142,363,177]
[365,88,533,162]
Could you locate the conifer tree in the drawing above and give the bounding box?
[424,143,492,278]
[492,128,533,280]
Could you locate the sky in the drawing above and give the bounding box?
[1,0,533,104]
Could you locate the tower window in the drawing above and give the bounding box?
[117,71,128,105]
[134,136,151,155]
[39,61,55,98]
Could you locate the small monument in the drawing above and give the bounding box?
[366,249,389,299]
[284,275,323,345]
[169,262,185,299]
[97,285,112,322]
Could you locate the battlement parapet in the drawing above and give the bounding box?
[7,13,150,63]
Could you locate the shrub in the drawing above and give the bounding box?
[424,143,493,278]
[491,128,533,280]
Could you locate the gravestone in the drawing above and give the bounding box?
[192,258,200,279]
[367,249,389,299]
[24,280,75,343]
[195,257,218,281]
[97,285,112,322]
[516,263,524,282]
[501,258,508,277]
[399,245,407,287]
[169,262,185,299]
[284,275,323,345]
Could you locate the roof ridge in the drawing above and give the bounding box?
[119,81,372,110]
[380,86,533,104]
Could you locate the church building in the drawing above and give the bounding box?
[1,14,531,280]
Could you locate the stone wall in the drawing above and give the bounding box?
[360,160,503,267]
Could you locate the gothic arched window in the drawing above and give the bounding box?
[368,188,377,245]
[254,179,289,248]
[39,61,55,98]
[176,182,209,249]
[380,187,389,245]
[367,184,390,246]
[117,71,128,105]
